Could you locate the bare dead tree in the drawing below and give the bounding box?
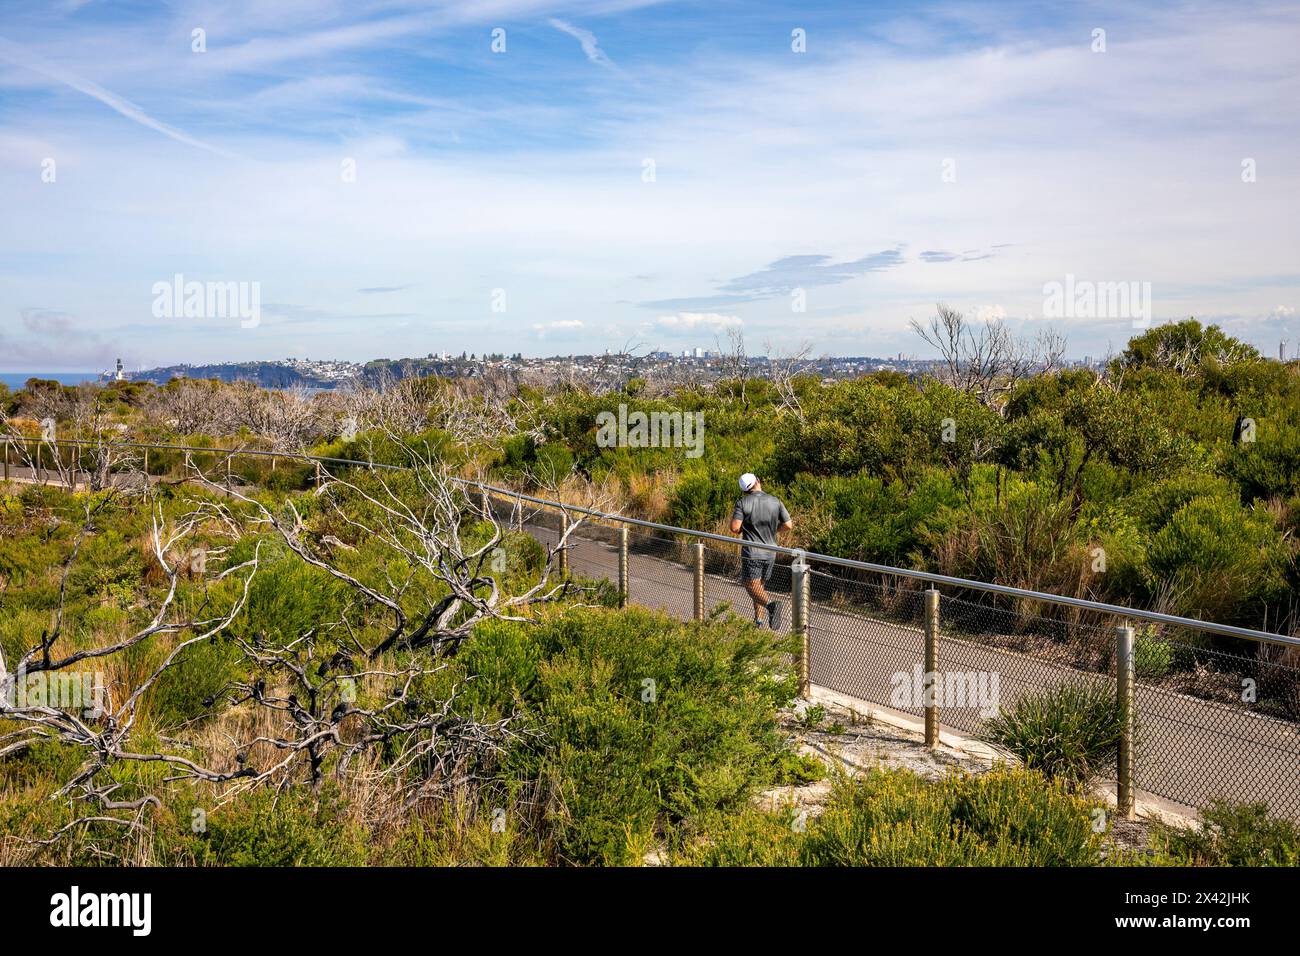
[712,325,757,412]
[429,375,537,452]
[227,383,325,452]
[910,303,1067,410]
[1151,336,1257,376]
[552,337,646,395]
[1,386,141,493]
[0,491,261,850]
[764,338,814,420]
[212,628,521,803]
[343,370,431,436]
[3,449,571,857]
[143,378,238,437]
[64,385,143,492]
[192,434,593,662]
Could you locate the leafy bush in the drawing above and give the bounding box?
[771,376,1000,486]
[147,635,243,727]
[166,788,367,867]
[1133,630,1174,679]
[786,468,960,566]
[1150,799,1299,866]
[981,680,1122,789]
[922,470,1094,599]
[1142,495,1289,621]
[459,606,798,865]
[686,766,1107,866]
[668,468,735,531]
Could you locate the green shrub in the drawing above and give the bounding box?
[1134,631,1174,679]
[668,468,734,531]
[460,606,797,865]
[1142,495,1289,621]
[147,635,244,727]
[786,468,960,566]
[686,766,1107,866]
[383,796,549,866]
[224,547,344,645]
[1150,799,1299,866]
[980,680,1122,788]
[166,788,367,866]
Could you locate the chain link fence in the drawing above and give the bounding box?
[523,505,1300,821]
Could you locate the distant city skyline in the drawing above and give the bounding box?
[2,1,1298,370]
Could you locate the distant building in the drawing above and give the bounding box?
[100,358,126,383]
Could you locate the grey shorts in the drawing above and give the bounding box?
[740,552,775,584]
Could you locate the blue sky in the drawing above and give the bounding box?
[0,0,1297,370]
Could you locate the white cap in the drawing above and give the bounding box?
[739,472,758,492]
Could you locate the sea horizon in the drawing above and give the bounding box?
[0,372,100,389]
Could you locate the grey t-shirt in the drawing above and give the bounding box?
[732,491,791,560]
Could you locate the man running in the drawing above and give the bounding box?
[730,472,793,628]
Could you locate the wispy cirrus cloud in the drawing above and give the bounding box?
[920,248,999,263]
[722,250,906,294]
[547,18,618,71]
[653,312,742,335]
[0,35,234,157]
[642,250,907,310]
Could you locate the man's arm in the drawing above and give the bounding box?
[777,502,792,534]
[730,499,744,535]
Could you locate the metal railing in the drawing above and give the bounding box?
[6,435,1300,820]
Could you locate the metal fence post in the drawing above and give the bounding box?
[3,439,8,481]
[792,555,810,698]
[693,542,705,621]
[558,512,569,576]
[924,588,940,748]
[1116,623,1136,819]
[226,454,233,488]
[143,447,148,479]
[618,526,629,609]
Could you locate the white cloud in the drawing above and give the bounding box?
[547,18,617,70]
[0,36,233,157]
[973,304,1008,323]
[532,319,584,337]
[654,312,743,333]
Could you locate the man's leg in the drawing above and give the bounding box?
[743,572,769,624]
[744,577,770,622]
[761,558,782,629]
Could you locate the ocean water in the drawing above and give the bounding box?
[0,372,100,389]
